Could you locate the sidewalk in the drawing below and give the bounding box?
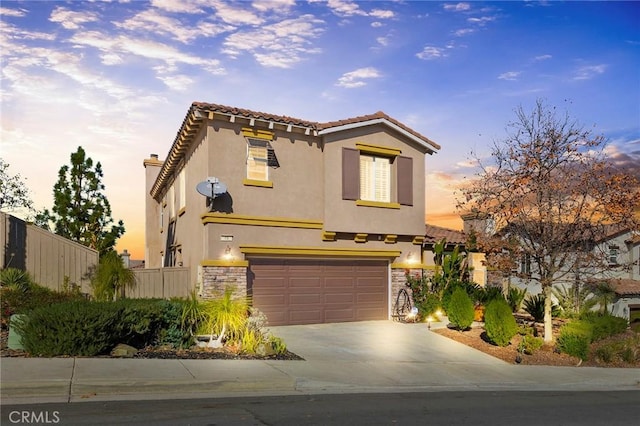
[2,321,639,405]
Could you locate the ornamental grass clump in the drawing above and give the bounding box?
[484,298,518,347]
[447,287,475,330]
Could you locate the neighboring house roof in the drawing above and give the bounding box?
[424,224,466,246]
[607,278,640,297]
[150,102,440,199]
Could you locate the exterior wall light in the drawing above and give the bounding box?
[223,246,233,260]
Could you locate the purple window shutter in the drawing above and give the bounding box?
[342,148,359,200]
[397,156,413,206]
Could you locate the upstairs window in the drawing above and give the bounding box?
[360,155,390,203]
[342,146,413,207]
[247,138,269,181]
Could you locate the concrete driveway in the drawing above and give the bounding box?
[270,320,501,365]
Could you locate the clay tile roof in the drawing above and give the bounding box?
[318,111,441,151]
[607,278,640,296]
[192,101,317,127]
[424,224,467,246]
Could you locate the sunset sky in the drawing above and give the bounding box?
[1,1,639,259]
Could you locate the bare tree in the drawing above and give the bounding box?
[459,100,640,342]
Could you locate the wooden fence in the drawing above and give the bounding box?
[128,267,191,299]
[1,212,98,294]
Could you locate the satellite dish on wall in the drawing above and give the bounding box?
[196,177,228,198]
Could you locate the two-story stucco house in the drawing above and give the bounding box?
[144,102,440,325]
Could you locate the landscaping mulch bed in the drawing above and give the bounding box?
[434,324,640,368]
[0,329,303,360]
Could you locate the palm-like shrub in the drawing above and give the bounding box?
[506,287,527,313]
[91,251,137,301]
[201,288,249,347]
[552,284,596,318]
[447,287,475,330]
[484,298,518,347]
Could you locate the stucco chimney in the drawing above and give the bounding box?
[120,249,131,268]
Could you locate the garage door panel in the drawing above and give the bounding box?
[290,309,323,324]
[250,259,388,326]
[289,293,323,305]
[325,293,354,303]
[289,277,322,289]
[324,277,355,289]
[356,292,385,303]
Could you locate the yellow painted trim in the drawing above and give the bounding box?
[202,213,323,229]
[243,178,273,188]
[242,128,274,140]
[391,263,429,269]
[412,236,425,245]
[356,143,401,157]
[201,260,249,267]
[356,200,401,209]
[322,231,337,241]
[240,245,401,258]
[177,207,186,217]
[354,233,368,243]
[384,234,398,244]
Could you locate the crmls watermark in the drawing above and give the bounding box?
[8,411,61,424]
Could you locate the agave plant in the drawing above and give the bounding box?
[0,268,33,292]
[523,293,559,323]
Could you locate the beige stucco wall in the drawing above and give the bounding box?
[147,113,433,297]
[322,125,427,237]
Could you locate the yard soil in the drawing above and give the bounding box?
[434,322,640,368]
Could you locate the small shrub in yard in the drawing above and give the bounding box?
[519,335,544,355]
[582,313,628,341]
[594,345,615,363]
[484,298,518,347]
[557,321,593,361]
[447,287,475,330]
[523,294,559,323]
[507,287,527,313]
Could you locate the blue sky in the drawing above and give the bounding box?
[1,0,639,258]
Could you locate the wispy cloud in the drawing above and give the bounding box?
[222,14,324,68]
[454,28,475,37]
[70,31,225,75]
[444,3,471,12]
[49,6,99,30]
[336,67,381,88]
[498,71,521,81]
[467,16,495,25]
[150,0,204,14]
[416,46,449,60]
[115,9,234,43]
[573,64,607,81]
[534,54,552,61]
[0,6,27,17]
[322,0,394,19]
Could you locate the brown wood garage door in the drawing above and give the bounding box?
[248,259,388,326]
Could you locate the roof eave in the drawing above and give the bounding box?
[318,118,439,154]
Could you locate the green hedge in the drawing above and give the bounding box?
[556,315,627,361]
[447,287,475,330]
[484,298,517,347]
[557,321,592,360]
[13,299,189,357]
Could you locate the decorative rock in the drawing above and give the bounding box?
[110,343,138,358]
[256,343,276,357]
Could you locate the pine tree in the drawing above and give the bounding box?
[36,147,124,256]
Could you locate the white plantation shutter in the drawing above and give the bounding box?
[375,157,390,202]
[247,139,268,181]
[360,155,373,201]
[359,155,390,202]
